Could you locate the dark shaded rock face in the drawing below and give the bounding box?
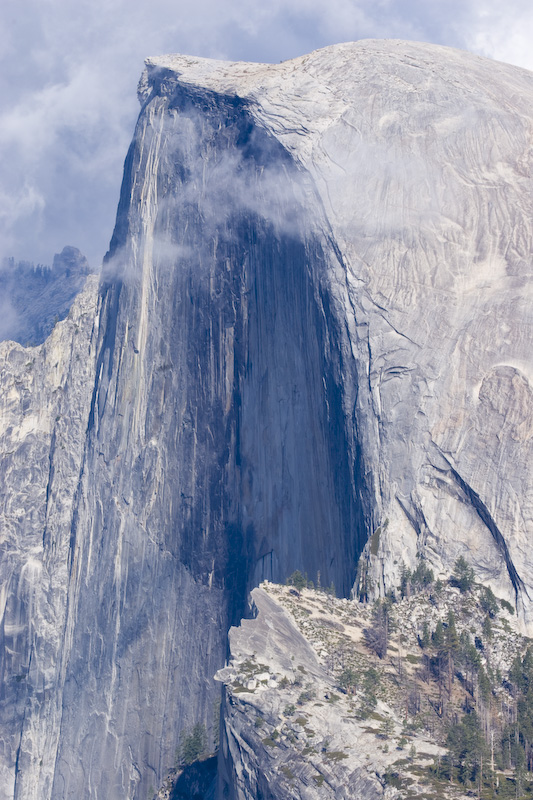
[171,757,217,800]
[101,76,363,598]
[3,38,533,800]
[0,246,91,345]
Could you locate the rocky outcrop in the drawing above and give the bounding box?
[216,588,386,799]
[215,585,446,799]
[2,38,533,799]
[216,582,522,800]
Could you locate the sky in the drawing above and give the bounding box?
[1,0,532,269]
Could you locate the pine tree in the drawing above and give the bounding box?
[411,560,434,590]
[364,599,394,659]
[444,610,459,696]
[179,723,207,767]
[445,610,459,651]
[420,621,431,649]
[447,711,486,787]
[432,620,445,648]
[451,556,475,593]
[480,586,499,618]
[482,614,493,643]
[400,565,412,598]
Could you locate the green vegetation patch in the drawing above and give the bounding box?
[232,684,251,694]
[262,737,278,748]
[501,598,515,615]
[178,723,207,767]
[280,765,295,780]
[297,689,316,704]
[383,770,411,789]
[450,556,475,593]
[324,750,349,762]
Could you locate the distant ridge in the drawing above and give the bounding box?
[0,246,92,346]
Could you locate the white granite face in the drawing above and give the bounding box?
[2,39,533,800]
[146,40,533,622]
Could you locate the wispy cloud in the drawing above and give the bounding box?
[463,1,533,69]
[0,295,20,342]
[103,105,314,283]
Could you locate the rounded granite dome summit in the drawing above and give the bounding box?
[143,37,533,617]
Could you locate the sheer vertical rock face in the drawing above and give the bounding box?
[0,277,100,800]
[2,39,533,800]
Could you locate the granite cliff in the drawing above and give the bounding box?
[1,39,533,799]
